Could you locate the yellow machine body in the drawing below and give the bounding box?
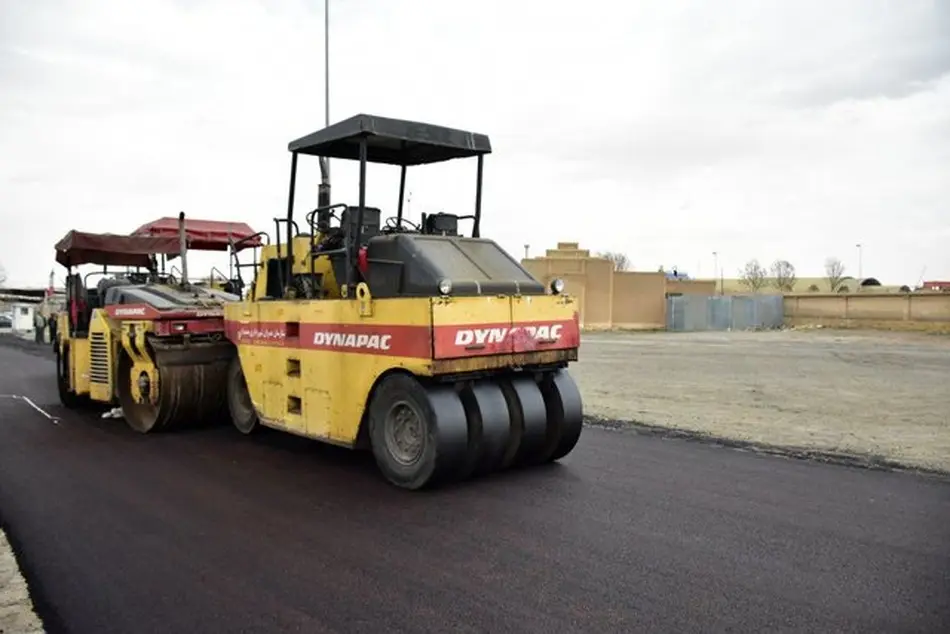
[214,108,588,490]
[54,273,234,434]
[225,283,578,447]
[57,308,161,405]
[250,237,341,301]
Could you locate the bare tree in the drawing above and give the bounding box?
[825,257,846,291]
[597,251,630,271]
[739,259,768,292]
[770,259,797,292]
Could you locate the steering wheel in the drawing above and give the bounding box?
[384,216,420,232]
[310,207,340,229]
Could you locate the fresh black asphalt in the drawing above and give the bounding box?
[1,336,948,633]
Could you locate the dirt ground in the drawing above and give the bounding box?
[0,529,44,634]
[573,329,950,473]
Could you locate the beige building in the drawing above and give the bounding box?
[521,242,950,333]
[521,242,715,329]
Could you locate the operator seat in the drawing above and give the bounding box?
[66,274,90,335]
[345,206,382,243]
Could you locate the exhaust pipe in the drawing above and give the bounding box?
[318,157,331,209]
[178,211,188,286]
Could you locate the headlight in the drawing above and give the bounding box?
[438,278,453,295]
[550,278,565,294]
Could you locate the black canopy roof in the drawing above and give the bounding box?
[287,114,492,166]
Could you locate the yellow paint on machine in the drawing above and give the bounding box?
[70,337,92,396]
[511,293,578,327]
[225,291,579,448]
[87,311,115,402]
[59,307,161,405]
[430,294,512,327]
[226,294,435,446]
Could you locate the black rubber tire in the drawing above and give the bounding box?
[367,373,468,490]
[458,381,511,479]
[538,369,584,462]
[55,345,84,409]
[227,356,260,435]
[498,376,549,468]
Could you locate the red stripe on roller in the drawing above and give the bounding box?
[104,304,162,320]
[433,317,580,359]
[154,318,226,336]
[104,303,225,321]
[225,320,432,358]
[301,322,431,358]
[225,321,295,347]
[225,314,581,360]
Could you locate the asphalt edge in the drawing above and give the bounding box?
[0,338,64,633]
[583,415,950,481]
[0,524,47,634]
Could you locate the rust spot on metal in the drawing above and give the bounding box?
[431,349,576,374]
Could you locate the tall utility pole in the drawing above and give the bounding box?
[324,0,330,149]
[323,0,330,131]
[317,0,331,208]
[856,243,863,279]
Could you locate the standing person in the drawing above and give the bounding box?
[33,309,46,344]
[48,310,58,348]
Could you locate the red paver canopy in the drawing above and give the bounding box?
[130,217,263,252]
[54,231,182,268]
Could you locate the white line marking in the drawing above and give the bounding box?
[18,396,59,424]
[0,394,60,424]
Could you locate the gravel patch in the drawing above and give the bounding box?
[573,329,950,473]
[0,529,44,634]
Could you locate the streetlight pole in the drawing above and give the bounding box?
[856,243,863,279]
[712,251,719,294]
[317,0,331,208]
[323,0,330,183]
[324,0,330,130]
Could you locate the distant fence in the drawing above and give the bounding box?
[666,294,785,332]
[783,292,950,332]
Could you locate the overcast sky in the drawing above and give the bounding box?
[1,0,948,287]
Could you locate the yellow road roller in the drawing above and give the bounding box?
[224,113,584,489]
[53,214,262,432]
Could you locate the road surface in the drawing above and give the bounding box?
[1,338,948,633]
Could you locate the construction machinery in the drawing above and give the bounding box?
[223,113,584,489]
[53,214,262,432]
[130,215,263,296]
